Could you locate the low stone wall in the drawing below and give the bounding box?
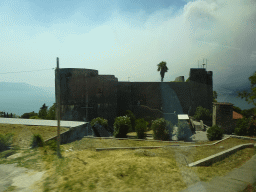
[44,123,89,144]
[189,143,255,167]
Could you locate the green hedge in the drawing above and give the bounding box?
[125,110,136,132]
[151,118,172,141]
[31,134,45,148]
[90,117,108,129]
[113,116,132,138]
[207,125,224,141]
[135,118,148,139]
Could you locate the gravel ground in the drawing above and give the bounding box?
[0,163,45,192]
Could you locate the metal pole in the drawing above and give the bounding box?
[55,57,62,158]
[86,79,88,122]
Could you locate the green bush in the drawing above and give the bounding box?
[21,111,38,119]
[151,118,172,141]
[176,120,191,141]
[248,120,256,137]
[125,110,136,132]
[144,116,155,131]
[46,139,57,151]
[0,133,14,152]
[90,117,108,129]
[135,118,148,139]
[113,116,132,138]
[31,134,45,148]
[207,125,224,141]
[194,106,212,121]
[234,117,250,136]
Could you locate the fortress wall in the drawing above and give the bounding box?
[117,82,132,116]
[58,68,213,127]
[96,75,118,126]
[59,69,118,125]
[164,82,192,114]
[189,81,212,116]
[117,81,211,120]
[117,82,163,119]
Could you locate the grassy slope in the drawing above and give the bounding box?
[0,124,69,148]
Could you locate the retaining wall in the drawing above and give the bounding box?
[44,123,89,144]
[189,143,255,167]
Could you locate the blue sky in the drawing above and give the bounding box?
[1,0,256,90]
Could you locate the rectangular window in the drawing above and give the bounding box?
[98,104,100,108]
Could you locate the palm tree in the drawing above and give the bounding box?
[157,61,168,82]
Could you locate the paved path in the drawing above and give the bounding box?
[179,154,256,192]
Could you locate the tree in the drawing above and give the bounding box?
[213,91,218,102]
[241,107,256,118]
[157,61,168,82]
[46,103,56,120]
[237,71,256,113]
[6,113,9,118]
[39,103,48,119]
[125,110,136,132]
[185,77,190,82]
[21,111,38,119]
[193,106,212,121]
[10,113,13,118]
[233,105,242,114]
[0,111,4,117]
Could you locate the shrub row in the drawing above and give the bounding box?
[234,117,256,137]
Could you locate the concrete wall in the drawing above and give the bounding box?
[45,123,89,144]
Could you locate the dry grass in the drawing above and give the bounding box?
[34,147,187,192]
[62,137,192,152]
[0,124,69,148]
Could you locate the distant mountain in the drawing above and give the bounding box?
[0,82,55,116]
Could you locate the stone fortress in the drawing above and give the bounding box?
[57,67,213,129]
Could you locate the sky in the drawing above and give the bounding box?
[1,0,256,90]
